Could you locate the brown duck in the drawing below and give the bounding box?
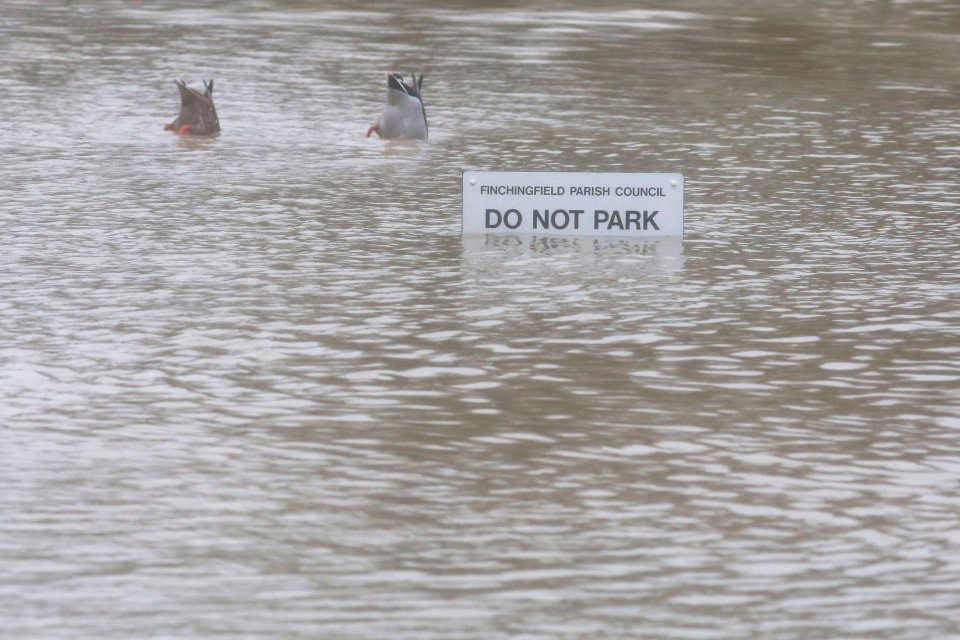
[164,79,220,136]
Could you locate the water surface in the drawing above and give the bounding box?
[2,1,960,637]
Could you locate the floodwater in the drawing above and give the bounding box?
[2,0,960,637]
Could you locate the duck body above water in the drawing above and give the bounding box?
[367,73,428,141]
[165,79,220,136]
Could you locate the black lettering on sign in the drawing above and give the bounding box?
[593,210,608,230]
[551,209,570,230]
[533,209,548,229]
[616,186,666,197]
[486,208,523,229]
[503,208,522,229]
[607,210,624,230]
[595,209,662,231]
[534,209,585,230]
[571,186,610,197]
[644,210,660,230]
[570,210,584,229]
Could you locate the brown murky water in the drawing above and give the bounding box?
[2,1,960,637]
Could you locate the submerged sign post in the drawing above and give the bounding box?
[462,171,683,238]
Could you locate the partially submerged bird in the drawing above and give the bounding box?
[164,79,220,136]
[367,73,428,140]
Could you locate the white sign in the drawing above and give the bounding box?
[462,171,683,237]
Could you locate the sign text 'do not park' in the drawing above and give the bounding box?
[462,171,683,238]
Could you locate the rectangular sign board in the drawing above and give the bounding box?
[462,171,683,238]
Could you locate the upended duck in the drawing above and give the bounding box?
[164,79,220,136]
[367,73,428,140]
